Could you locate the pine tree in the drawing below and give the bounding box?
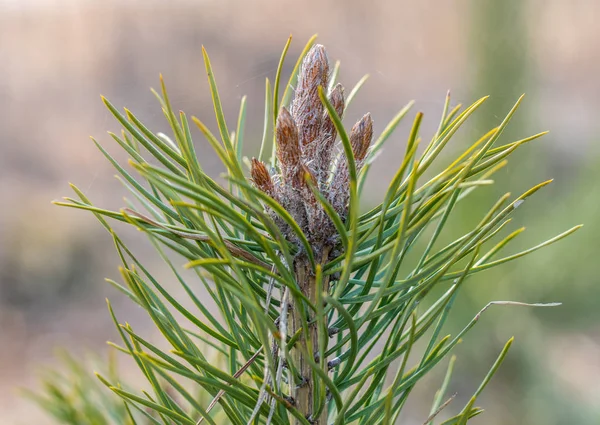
[29,36,580,425]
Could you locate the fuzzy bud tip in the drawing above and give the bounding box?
[293,44,330,148]
[301,44,329,88]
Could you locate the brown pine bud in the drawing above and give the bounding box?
[292,44,330,151]
[276,107,302,187]
[250,158,274,196]
[350,113,373,162]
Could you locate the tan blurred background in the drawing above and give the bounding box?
[1,0,599,423]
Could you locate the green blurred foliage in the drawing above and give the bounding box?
[439,1,599,424]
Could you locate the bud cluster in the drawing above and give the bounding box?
[251,45,373,253]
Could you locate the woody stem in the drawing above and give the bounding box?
[290,248,331,424]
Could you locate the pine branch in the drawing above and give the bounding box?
[32,35,581,425]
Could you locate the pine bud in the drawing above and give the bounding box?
[276,107,302,188]
[350,113,373,162]
[250,158,274,197]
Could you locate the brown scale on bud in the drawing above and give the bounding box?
[317,83,345,188]
[292,44,330,167]
[250,158,275,197]
[276,107,303,188]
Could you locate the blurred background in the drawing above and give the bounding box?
[1,0,598,423]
